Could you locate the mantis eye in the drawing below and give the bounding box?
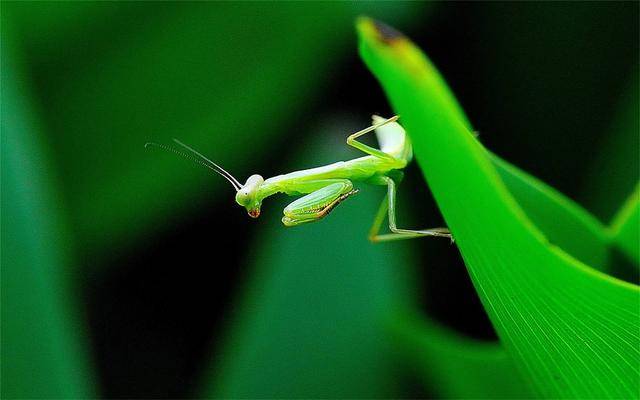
[235,190,251,206]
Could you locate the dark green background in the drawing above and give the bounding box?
[2,2,637,398]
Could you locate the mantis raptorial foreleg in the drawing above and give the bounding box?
[282,179,358,227]
[346,116,399,161]
[368,175,451,242]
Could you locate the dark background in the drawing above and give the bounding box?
[2,2,638,398]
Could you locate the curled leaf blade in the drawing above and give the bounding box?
[358,17,640,399]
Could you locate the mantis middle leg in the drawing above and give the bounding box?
[368,175,452,242]
[281,179,358,227]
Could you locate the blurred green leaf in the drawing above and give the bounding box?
[392,311,533,399]
[581,71,639,222]
[2,2,428,256]
[609,184,640,265]
[358,17,639,398]
[1,28,95,399]
[201,121,417,398]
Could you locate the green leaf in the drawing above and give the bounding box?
[490,154,609,272]
[581,71,639,222]
[1,28,95,399]
[358,17,639,398]
[609,184,640,265]
[391,311,533,399]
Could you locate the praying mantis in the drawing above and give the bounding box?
[145,115,451,242]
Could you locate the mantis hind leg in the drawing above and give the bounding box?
[368,175,452,242]
[282,180,358,227]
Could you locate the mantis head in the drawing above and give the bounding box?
[145,139,264,218]
[235,174,264,218]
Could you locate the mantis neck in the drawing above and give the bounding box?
[256,181,281,202]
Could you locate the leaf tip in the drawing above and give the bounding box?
[356,16,405,45]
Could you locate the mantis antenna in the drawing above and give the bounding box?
[144,141,242,191]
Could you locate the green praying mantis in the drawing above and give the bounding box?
[145,115,451,242]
